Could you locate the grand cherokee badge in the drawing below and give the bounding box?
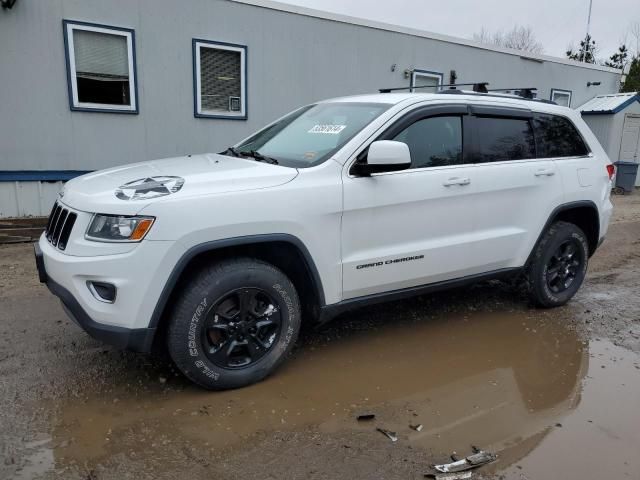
[115,176,185,201]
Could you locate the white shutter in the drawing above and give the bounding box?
[73,29,129,80]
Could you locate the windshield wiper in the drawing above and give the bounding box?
[243,150,279,165]
[220,147,279,165]
[220,146,242,157]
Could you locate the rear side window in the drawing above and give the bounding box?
[534,115,589,158]
[473,117,535,163]
[392,116,463,168]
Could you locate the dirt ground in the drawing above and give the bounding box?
[1,195,639,480]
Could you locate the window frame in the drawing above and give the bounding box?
[550,88,572,107]
[192,38,247,120]
[410,69,444,93]
[468,111,537,164]
[532,113,592,160]
[62,20,138,114]
[349,104,472,176]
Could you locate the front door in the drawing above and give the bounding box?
[341,108,479,300]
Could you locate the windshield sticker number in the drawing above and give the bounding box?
[308,124,346,134]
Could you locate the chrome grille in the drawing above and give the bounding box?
[44,202,77,251]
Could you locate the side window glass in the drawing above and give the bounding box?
[392,116,463,168]
[474,117,535,163]
[534,115,589,158]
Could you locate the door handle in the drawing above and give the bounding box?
[443,177,471,187]
[534,169,555,177]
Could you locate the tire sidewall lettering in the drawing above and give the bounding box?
[185,279,299,384]
[540,230,588,302]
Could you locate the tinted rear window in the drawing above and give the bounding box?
[474,117,535,163]
[533,114,589,158]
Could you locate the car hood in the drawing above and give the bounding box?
[60,153,299,215]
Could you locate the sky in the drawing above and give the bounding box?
[279,0,640,60]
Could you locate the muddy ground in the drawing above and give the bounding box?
[1,195,639,480]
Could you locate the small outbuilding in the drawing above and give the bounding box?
[580,92,640,186]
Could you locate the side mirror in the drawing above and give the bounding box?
[351,140,411,176]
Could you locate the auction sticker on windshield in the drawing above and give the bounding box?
[308,124,346,134]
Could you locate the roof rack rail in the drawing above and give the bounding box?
[488,87,537,99]
[437,89,557,105]
[378,82,559,105]
[378,82,489,93]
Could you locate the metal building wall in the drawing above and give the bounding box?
[582,115,616,157]
[0,182,64,218]
[583,102,640,162]
[0,0,622,217]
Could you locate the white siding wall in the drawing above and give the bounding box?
[0,0,623,217]
[0,182,62,218]
[583,102,640,163]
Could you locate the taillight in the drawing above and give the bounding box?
[606,164,615,180]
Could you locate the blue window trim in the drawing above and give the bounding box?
[550,88,572,107]
[0,171,92,182]
[63,20,139,114]
[192,38,248,120]
[410,69,444,92]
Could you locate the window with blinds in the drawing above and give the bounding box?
[64,21,137,113]
[411,70,443,93]
[194,40,247,119]
[551,89,572,108]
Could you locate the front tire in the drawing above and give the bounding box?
[527,221,589,308]
[167,258,301,390]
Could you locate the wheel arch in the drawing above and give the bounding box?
[148,234,326,350]
[527,200,600,265]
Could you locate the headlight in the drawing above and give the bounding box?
[86,214,155,242]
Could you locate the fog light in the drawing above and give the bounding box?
[87,281,117,303]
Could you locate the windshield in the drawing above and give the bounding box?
[231,102,390,167]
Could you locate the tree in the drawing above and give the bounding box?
[566,34,597,63]
[473,25,544,54]
[621,56,640,92]
[605,44,629,69]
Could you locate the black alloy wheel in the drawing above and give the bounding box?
[203,288,282,369]
[545,238,585,294]
[527,221,589,308]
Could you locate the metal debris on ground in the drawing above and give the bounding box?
[410,423,424,432]
[433,447,497,473]
[425,471,473,480]
[356,413,375,421]
[376,427,398,442]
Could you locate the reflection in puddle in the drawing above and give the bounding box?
[46,311,593,471]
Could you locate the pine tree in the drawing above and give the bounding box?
[605,44,628,69]
[621,56,640,93]
[566,35,597,63]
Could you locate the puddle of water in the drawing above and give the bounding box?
[498,339,640,479]
[47,311,592,466]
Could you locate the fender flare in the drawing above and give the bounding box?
[148,233,326,330]
[525,200,600,265]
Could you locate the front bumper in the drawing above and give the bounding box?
[35,241,158,353]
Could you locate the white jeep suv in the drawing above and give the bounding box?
[35,91,614,389]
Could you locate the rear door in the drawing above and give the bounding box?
[466,105,564,272]
[533,113,595,203]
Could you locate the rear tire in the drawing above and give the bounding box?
[527,221,589,308]
[167,258,301,390]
